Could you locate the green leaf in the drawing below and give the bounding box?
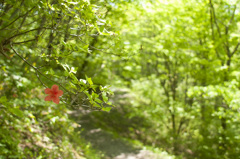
[95,98,102,104]
[94,23,101,33]
[87,77,93,85]
[0,96,7,104]
[100,25,104,32]
[70,73,78,84]
[102,92,108,103]
[9,108,24,118]
[102,107,112,112]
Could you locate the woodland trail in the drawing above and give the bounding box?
[73,109,172,159]
[71,89,173,159]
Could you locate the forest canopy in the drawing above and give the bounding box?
[0,0,240,158]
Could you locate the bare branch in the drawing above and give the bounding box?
[36,71,47,88]
[7,27,50,41]
[231,42,240,56]
[177,117,186,135]
[209,0,222,38]
[12,38,37,45]
[0,6,36,31]
[229,5,236,25]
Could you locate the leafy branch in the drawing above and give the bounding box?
[10,43,71,94]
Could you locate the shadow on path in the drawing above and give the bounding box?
[78,113,140,158]
[70,89,173,159]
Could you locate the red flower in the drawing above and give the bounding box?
[44,85,63,104]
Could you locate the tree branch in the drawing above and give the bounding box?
[231,42,240,56]
[229,5,236,25]
[12,38,38,45]
[10,44,72,94]
[7,27,50,42]
[0,6,36,31]
[209,0,222,38]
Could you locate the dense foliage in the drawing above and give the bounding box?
[1,0,240,158]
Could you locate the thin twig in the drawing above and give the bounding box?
[231,42,240,56]
[36,71,47,88]
[229,5,236,25]
[209,0,222,38]
[12,38,37,45]
[10,44,72,94]
[76,36,121,56]
[0,6,36,30]
[7,27,50,41]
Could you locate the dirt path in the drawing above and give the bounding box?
[75,110,172,159]
[71,89,174,159]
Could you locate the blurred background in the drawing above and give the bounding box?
[1,0,240,158]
